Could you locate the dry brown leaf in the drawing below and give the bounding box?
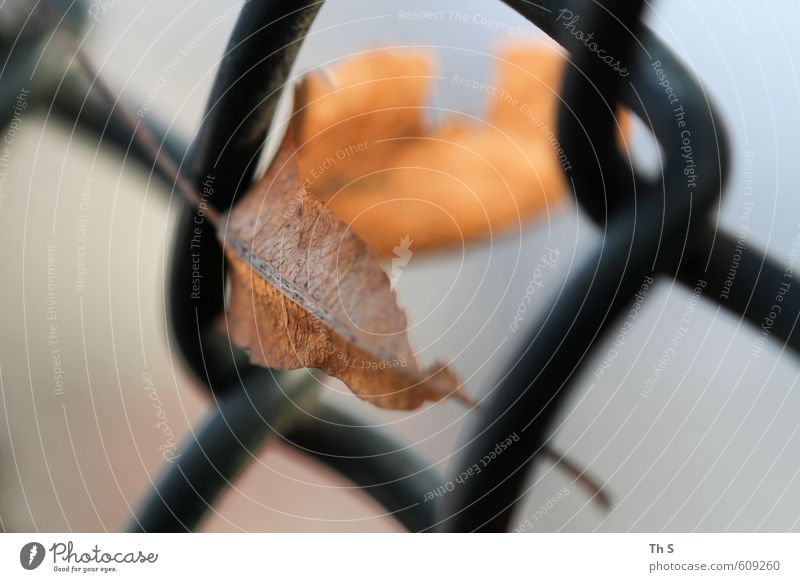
[222,124,465,410]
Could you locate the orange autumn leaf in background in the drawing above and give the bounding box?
[294,45,573,257]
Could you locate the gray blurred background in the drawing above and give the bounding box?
[2,0,800,532]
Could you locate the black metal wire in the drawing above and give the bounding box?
[674,227,800,354]
[13,0,800,534]
[438,0,730,531]
[169,1,322,393]
[129,371,441,532]
[128,370,314,533]
[280,400,443,533]
[0,1,72,127]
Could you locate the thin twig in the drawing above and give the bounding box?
[542,446,611,511]
[67,34,221,227]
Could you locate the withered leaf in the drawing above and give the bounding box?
[221,124,464,410]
